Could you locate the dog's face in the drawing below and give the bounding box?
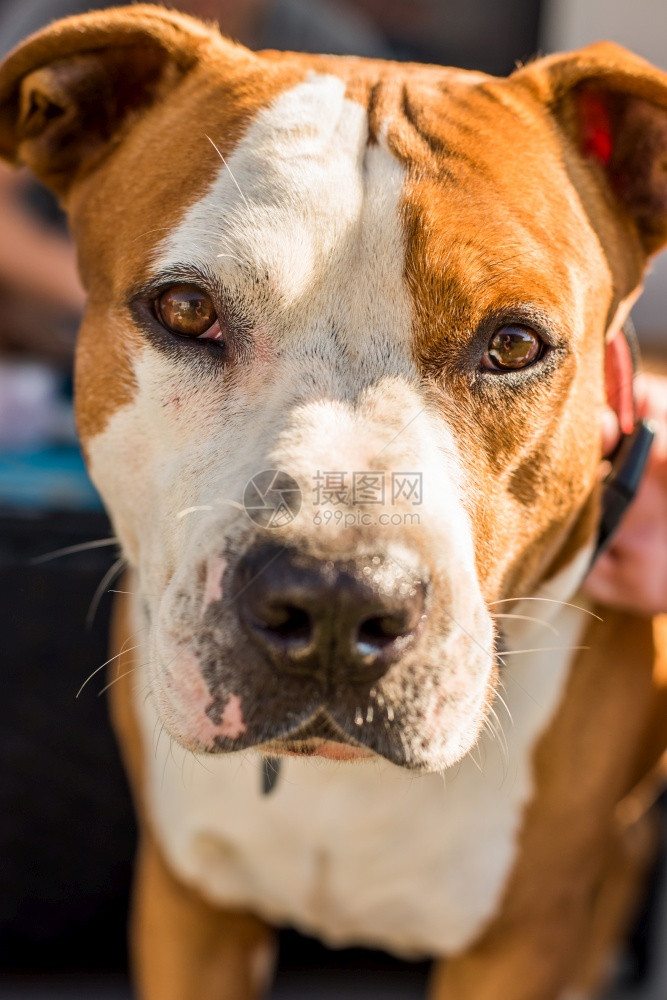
[2,6,667,770]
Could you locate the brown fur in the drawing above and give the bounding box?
[430,611,667,998]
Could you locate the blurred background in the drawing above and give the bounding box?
[0,1,665,998]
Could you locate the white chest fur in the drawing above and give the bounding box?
[135,574,589,958]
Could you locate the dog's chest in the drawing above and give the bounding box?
[136,600,586,956]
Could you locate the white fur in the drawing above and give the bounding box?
[134,563,588,957]
[88,72,416,578]
[156,70,414,362]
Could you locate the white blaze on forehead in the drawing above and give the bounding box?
[90,74,417,578]
[156,71,413,364]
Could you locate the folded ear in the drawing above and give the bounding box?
[514,42,667,256]
[0,4,215,197]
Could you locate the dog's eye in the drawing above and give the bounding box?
[482,326,543,371]
[154,284,220,340]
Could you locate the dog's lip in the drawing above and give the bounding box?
[261,737,374,761]
[259,709,374,759]
[258,708,375,760]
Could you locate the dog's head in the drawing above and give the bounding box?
[2,5,667,770]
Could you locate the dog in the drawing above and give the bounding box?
[2,6,667,997]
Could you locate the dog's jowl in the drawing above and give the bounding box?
[2,6,667,998]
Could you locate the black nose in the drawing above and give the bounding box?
[234,544,425,684]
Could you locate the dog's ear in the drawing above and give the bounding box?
[514,42,667,256]
[0,4,216,197]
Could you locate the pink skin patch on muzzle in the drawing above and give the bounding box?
[165,644,246,746]
[218,694,247,739]
[202,555,227,614]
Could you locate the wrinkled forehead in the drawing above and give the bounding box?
[71,51,613,450]
[71,54,602,302]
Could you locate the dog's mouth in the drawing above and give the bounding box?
[263,739,372,761]
[154,624,497,770]
[259,710,374,761]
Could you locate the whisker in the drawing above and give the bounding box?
[483,712,508,773]
[177,505,214,519]
[97,666,137,697]
[161,730,175,788]
[492,612,559,636]
[108,588,160,602]
[469,744,484,773]
[216,253,249,265]
[168,732,178,769]
[486,706,505,738]
[215,498,246,511]
[86,556,126,627]
[489,596,602,621]
[156,722,166,760]
[135,224,247,244]
[493,686,513,726]
[205,135,250,210]
[488,704,509,755]
[176,498,245,520]
[191,751,214,775]
[499,645,589,658]
[31,536,118,565]
[501,668,542,708]
[76,641,141,698]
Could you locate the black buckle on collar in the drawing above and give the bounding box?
[592,316,654,563]
[594,418,655,561]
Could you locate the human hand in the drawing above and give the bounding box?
[584,373,667,616]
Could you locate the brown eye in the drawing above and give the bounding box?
[154,284,219,339]
[482,326,543,371]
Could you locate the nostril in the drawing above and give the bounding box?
[356,615,408,654]
[352,582,425,667]
[260,604,312,644]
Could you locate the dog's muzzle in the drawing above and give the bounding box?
[153,527,494,771]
